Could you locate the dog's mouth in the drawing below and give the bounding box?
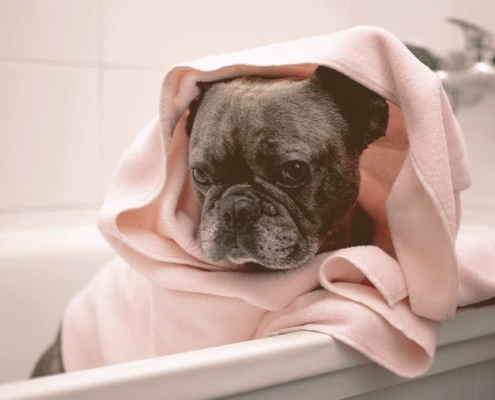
[222,261,274,273]
[214,245,273,272]
[223,240,304,271]
[222,243,296,272]
[197,182,323,271]
[244,262,274,273]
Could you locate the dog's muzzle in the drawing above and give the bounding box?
[219,185,261,234]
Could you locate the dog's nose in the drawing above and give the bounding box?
[220,196,260,232]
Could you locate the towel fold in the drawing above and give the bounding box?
[62,26,495,378]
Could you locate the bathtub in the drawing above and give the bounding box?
[1,208,495,400]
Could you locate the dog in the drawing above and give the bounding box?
[186,66,388,271]
[31,66,389,377]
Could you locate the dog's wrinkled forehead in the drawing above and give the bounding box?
[188,77,346,168]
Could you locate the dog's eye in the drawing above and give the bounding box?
[279,161,309,186]
[192,168,211,185]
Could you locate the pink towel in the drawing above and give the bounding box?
[62,26,495,378]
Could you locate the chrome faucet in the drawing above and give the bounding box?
[438,18,495,113]
[407,18,495,113]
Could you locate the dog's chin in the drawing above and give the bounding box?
[224,251,276,272]
[235,261,275,273]
[226,255,286,273]
[225,259,287,273]
[216,243,318,272]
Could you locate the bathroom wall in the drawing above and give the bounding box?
[0,0,494,215]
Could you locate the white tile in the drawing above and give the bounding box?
[447,1,495,53]
[0,0,99,63]
[0,63,100,209]
[450,0,495,36]
[102,68,165,193]
[447,3,495,219]
[458,96,495,213]
[350,0,452,55]
[103,0,354,67]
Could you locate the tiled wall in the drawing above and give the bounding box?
[0,0,494,213]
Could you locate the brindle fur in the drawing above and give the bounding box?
[187,66,388,269]
[31,328,64,378]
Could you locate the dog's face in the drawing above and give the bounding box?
[186,67,388,270]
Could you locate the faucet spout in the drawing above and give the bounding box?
[433,18,495,112]
[438,62,495,92]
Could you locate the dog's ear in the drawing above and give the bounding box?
[312,66,389,153]
[185,81,211,137]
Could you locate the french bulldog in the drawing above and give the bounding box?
[186,66,388,271]
[31,66,389,377]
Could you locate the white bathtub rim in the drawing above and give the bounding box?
[1,305,495,400]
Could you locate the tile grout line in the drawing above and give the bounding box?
[0,57,97,68]
[0,204,100,214]
[0,57,169,73]
[97,0,105,203]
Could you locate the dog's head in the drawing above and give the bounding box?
[186,66,388,270]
